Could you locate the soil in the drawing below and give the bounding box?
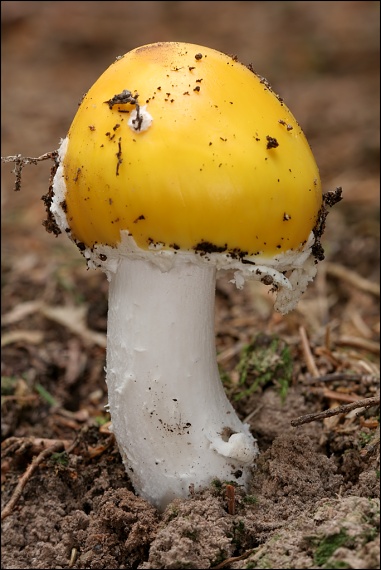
[1,2,380,569]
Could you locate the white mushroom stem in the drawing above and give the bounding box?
[106,256,258,511]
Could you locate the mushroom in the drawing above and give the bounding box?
[49,42,324,511]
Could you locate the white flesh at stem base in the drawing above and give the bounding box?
[106,256,258,511]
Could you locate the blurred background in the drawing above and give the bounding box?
[1,6,379,567]
[1,0,380,313]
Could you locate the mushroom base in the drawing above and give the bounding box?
[106,257,258,510]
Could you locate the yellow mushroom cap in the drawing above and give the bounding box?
[58,41,322,259]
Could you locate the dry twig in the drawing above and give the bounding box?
[309,388,362,404]
[291,396,380,427]
[1,441,64,521]
[1,152,57,192]
[336,335,380,355]
[325,261,380,297]
[86,434,115,459]
[225,484,236,515]
[211,548,258,569]
[1,437,70,460]
[68,547,78,568]
[299,326,319,377]
[304,372,377,384]
[216,341,245,364]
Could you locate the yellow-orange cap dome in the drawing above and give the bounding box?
[60,41,322,258]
